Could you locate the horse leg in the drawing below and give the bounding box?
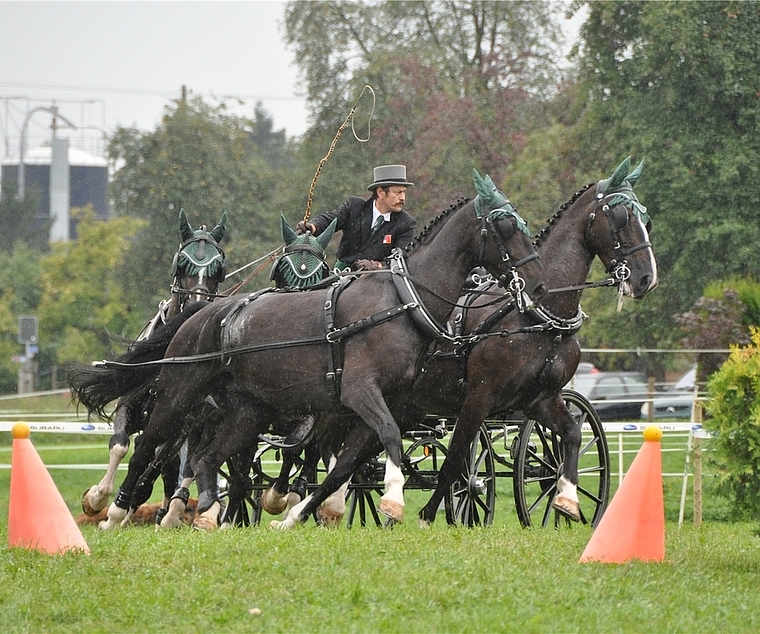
[261,414,317,514]
[161,452,195,529]
[316,454,351,527]
[314,422,354,525]
[261,446,299,515]
[271,424,380,530]
[529,396,582,522]
[100,388,194,530]
[83,432,129,515]
[150,453,181,527]
[82,402,135,515]
[417,394,493,527]
[190,399,264,532]
[340,387,405,522]
[159,433,198,529]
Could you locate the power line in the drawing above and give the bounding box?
[0,81,303,102]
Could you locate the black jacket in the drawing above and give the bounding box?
[310,196,417,266]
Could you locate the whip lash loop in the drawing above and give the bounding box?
[303,85,376,223]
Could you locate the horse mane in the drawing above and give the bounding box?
[402,197,471,255]
[533,183,595,248]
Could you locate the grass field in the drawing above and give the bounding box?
[0,392,754,633]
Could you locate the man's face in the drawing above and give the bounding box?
[376,186,407,214]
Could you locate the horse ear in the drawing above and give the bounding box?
[209,211,227,243]
[281,214,298,245]
[472,168,490,201]
[610,156,632,189]
[179,208,194,242]
[625,160,644,187]
[316,218,338,251]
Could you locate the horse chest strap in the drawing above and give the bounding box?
[537,335,564,385]
[324,283,345,402]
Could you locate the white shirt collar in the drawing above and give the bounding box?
[372,203,391,225]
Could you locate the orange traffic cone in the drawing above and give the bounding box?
[8,423,90,555]
[579,425,664,564]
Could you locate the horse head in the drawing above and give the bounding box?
[270,214,337,289]
[586,157,658,299]
[472,169,546,309]
[172,209,227,309]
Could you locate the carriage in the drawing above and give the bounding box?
[70,158,656,533]
[219,389,610,530]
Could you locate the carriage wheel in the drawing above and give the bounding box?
[444,425,496,527]
[218,448,279,527]
[344,427,496,528]
[513,389,610,528]
[344,456,386,529]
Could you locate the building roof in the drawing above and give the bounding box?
[1,144,107,167]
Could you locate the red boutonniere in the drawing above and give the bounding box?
[383,234,392,244]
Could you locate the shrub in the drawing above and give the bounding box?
[705,327,760,519]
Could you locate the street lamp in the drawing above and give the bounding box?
[17,104,77,200]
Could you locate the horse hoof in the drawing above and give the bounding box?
[192,515,218,532]
[316,507,344,528]
[379,499,404,524]
[284,492,303,513]
[81,486,108,515]
[160,498,187,529]
[552,495,580,522]
[418,518,431,529]
[261,488,289,515]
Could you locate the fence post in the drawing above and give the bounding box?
[678,430,693,528]
[693,399,703,527]
[646,376,655,422]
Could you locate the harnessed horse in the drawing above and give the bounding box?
[76,209,227,521]
[71,172,547,531]
[156,215,338,528]
[267,157,658,529]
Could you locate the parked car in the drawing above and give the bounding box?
[640,366,697,420]
[569,371,650,421]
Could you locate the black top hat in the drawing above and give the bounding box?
[367,165,415,191]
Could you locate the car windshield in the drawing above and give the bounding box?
[571,375,598,397]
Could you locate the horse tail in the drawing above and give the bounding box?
[68,302,209,420]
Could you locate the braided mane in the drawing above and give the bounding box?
[402,197,471,255]
[533,183,595,248]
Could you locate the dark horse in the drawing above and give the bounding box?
[71,174,547,530]
[156,214,338,528]
[77,209,227,522]
[267,156,658,529]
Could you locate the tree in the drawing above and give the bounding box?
[108,95,288,316]
[36,210,148,365]
[284,0,569,219]
[568,1,760,352]
[704,328,760,519]
[1,163,51,391]
[0,242,45,393]
[0,180,49,253]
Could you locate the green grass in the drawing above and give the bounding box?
[0,392,749,632]
[0,522,758,633]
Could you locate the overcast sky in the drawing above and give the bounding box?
[0,1,307,158]
[1,1,585,161]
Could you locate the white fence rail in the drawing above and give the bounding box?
[1,391,713,525]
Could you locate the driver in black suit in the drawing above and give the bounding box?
[297,165,417,271]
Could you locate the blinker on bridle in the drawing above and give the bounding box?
[477,207,539,313]
[585,188,652,281]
